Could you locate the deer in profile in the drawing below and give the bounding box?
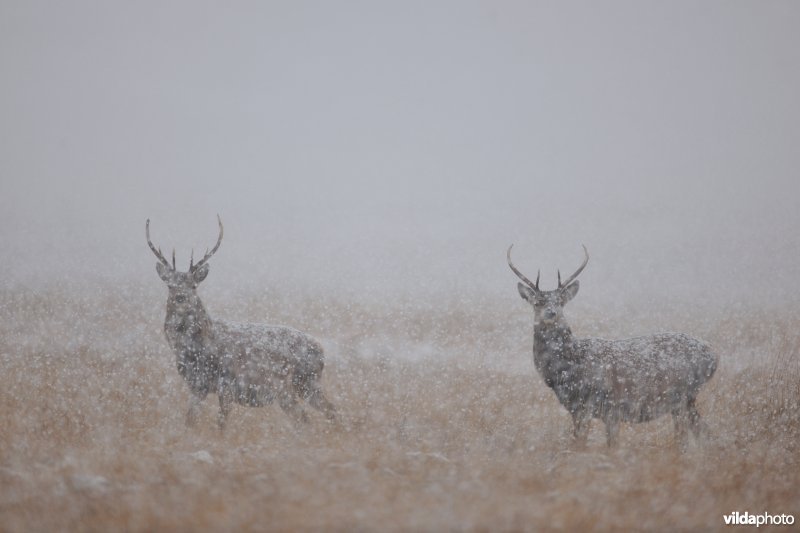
[147,216,336,429]
[507,245,717,448]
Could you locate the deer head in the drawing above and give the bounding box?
[146,216,224,313]
[507,244,589,325]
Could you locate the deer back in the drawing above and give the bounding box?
[572,333,717,421]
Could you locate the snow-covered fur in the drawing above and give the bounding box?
[159,274,336,429]
[510,247,716,448]
[148,218,335,429]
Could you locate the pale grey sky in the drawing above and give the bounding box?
[2,1,799,307]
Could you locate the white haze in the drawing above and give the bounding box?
[2,4,800,530]
[2,1,799,312]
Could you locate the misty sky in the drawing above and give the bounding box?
[2,1,799,308]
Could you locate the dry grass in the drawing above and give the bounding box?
[1,282,799,532]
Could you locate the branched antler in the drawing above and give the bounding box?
[190,215,223,272]
[558,245,589,289]
[508,244,589,292]
[146,216,224,272]
[146,219,172,269]
[507,244,540,293]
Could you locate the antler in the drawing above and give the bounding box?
[146,219,172,269]
[190,215,224,272]
[507,244,540,293]
[558,245,589,289]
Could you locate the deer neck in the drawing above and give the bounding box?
[164,294,221,397]
[533,321,575,384]
[534,321,573,350]
[164,296,215,358]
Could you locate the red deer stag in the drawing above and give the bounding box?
[147,216,336,429]
[508,245,716,448]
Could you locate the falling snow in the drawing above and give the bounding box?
[2,2,800,531]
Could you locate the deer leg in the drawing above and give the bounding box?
[687,397,703,439]
[292,370,337,422]
[278,387,309,425]
[307,386,337,421]
[571,409,591,448]
[672,406,689,452]
[185,394,204,428]
[217,381,233,431]
[604,412,620,448]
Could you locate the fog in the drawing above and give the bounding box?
[3,3,800,531]
[2,1,798,309]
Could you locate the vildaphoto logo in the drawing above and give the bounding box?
[723,511,794,527]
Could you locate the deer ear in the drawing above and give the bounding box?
[192,263,210,284]
[156,262,172,283]
[518,282,537,303]
[561,281,579,302]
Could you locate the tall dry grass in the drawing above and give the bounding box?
[0,282,798,531]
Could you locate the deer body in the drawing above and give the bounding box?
[149,217,336,429]
[509,246,716,447]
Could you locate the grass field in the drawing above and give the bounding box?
[1,282,798,531]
